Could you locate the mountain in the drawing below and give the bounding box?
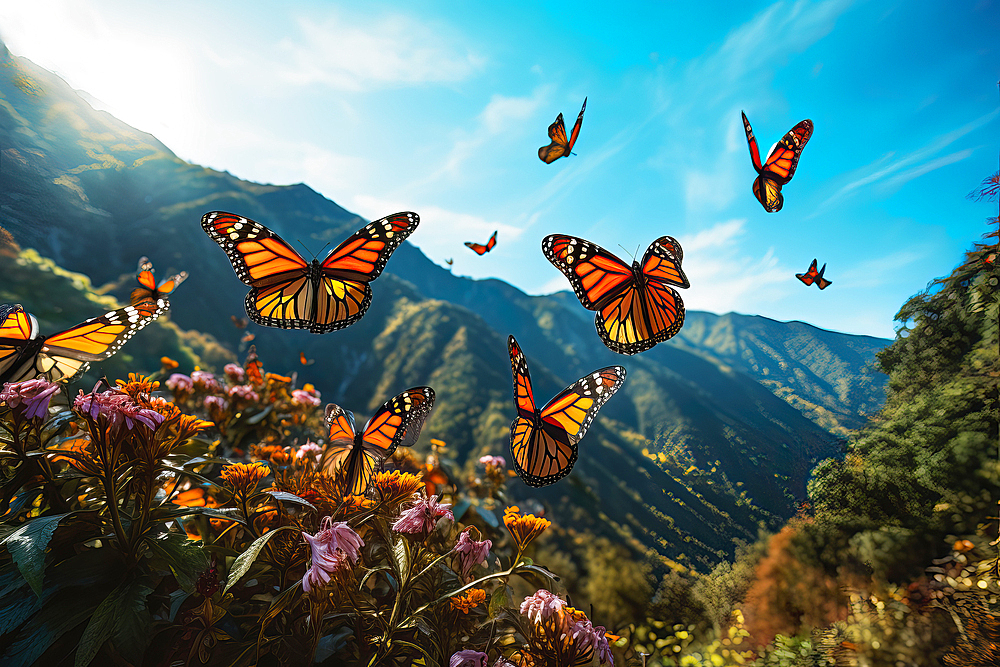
[0,40,889,570]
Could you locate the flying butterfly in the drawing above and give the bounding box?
[542,234,690,355]
[244,345,264,386]
[0,301,165,385]
[538,97,587,163]
[795,259,832,290]
[742,111,813,212]
[202,211,419,333]
[299,352,314,366]
[444,258,453,268]
[130,256,188,311]
[319,387,436,497]
[508,336,625,487]
[465,231,497,255]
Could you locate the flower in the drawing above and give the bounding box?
[227,384,259,403]
[450,588,487,614]
[391,494,453,535]
[454,528,492,581]
[291,389,321,407]
[219,462,269,501]
[479,454,506,468]
[166,373,193,395]
[115,373,160,400]
[160,356,179,371]
[504,506,551,555]
[190,371,220,393]
[74,385,166,432]
[1,378,60,420]
[449,650,488,667]
[520,589,566,624]
[204,395,228,414]
[223,363,245,384]
[370,470,424,507]
[519,591,614,666]
[301,516,364,593]
[295,441,322,461]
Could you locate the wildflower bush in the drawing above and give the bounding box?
[0,366,620,666]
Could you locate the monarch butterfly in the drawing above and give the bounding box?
[444,258,453,267]
[0,301,165,384]
[299,352,314,366]
[319,387,436,497]
[202,211,419,333]
[795,259,832,290]
[244,345,263,386]
[508,336,625,487]
[465,231,497,255]
[742,111,813,212]
[130,256,188,310]
[538,97,587,163]
[542,234,690,355]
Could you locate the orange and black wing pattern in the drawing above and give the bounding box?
[538,97,587,163]
[130,256,188,310]
[542,234,689,355]
[465,231,498,255]
[508,336,625,487]
[0,304,40,384]
[244,345,264,387]
[742,112,813,212]
[796,259,832,290]
[321,387,435,496]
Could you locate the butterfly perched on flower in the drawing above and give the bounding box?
[0,301,165,384]
[538,97,587,163]
[508,336,625,487]
[130,256,187,311]
[542,234,690,355]
[795,259,832,290]
[742,111,813,212]
[465,231,497,255]
[202,211,419,333]
[320,387,436,497]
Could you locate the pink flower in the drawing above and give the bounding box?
[165,373,193,394]
[74,385,165,432]
[478,455,506,468]
[291,389,321,407]
[295,441,323,461]
[301,516,364,593]
[520,589,566,624]
[449,650,488,667]
[1,379,60,421]
[191,371,220,393]
[223,363,245,383]
[203,395,228,411]
[391,495,453,535]
[227,384,259,403]
[593,625,614,665]
[454,528,492,581]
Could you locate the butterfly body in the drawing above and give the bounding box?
[742,112,813,212]
[796,259,832,290]
[508,336,625,487]
[538,98,587,163]
[543,234,689,355]
[202,211,418,334]
[320,387,435,496]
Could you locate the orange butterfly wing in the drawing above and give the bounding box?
[743,112,813,213]
[0,304,40,383]
[508,336,625,487]
[130,256,188,309]
[538,98,586,164]
[542,235,689,355]
[796,259,819,286]
[244,345,264,386]
[321,387,435,496]
[465,231,497,255]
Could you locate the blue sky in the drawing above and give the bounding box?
[1,0,996,338]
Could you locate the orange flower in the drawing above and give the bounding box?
[265,372,291,385]
[115,373,160,400]
[504,506,551,555]
[371,470,424,507]
[450,588,487,613]
[220,462,269,501]
[160,356,179,371]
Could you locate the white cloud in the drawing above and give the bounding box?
[277,11,484,91]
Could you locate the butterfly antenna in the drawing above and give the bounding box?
[296,240,332,261]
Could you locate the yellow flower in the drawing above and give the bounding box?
[160,356,179,371]
[371,470,424,507]
[504,506,551,555]
[450,588,487,614]
[220,462,270,501]
[115,373,160,400]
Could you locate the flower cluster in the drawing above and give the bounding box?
[517,590,614,666]
[1,378,60,421]
[74,384,166,433]
[392,494,454,535]
[503,506,551,557]
[302,516,365,593]
[454,528,492,581]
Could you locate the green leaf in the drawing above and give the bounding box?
[146,531,210,593]
[259,490,317,512]
[391,535,410,585]
[150,503,245,524]
[488,584,513,618]
[222,525,297,594]
[75,577,153,667]
[1,512,74,596]
[451,498,471,521]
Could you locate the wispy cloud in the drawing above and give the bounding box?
[817,108,999,211]
[277,11,484,91]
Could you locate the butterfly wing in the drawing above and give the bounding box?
[0,304,41,384]
[566,97,587,152]
[244,345,264,386]
[485,230,497,252]
[465,231,497,255]
[761,119,813,185]
[753,175,784,213]
[320,404,366,494]
[538,113,569,163]
[795,259,819,286]
[33,302,166,383]
[508,336,537,421]
[815,263,832,290]
[131,256,188,308]
[359,386,436,456]
[542,235,634,310]
[741,111,763,173]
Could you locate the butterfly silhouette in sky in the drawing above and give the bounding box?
[538,97,587,163]
[543,234,689,355]
[300,352,314,366]
[444,258,453,268]
[130,256,187,312]
[202,211,418,333]
[742,111,813,212]
[796,259,832,290]
[508,336,625,487]
[465,231,497,255]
